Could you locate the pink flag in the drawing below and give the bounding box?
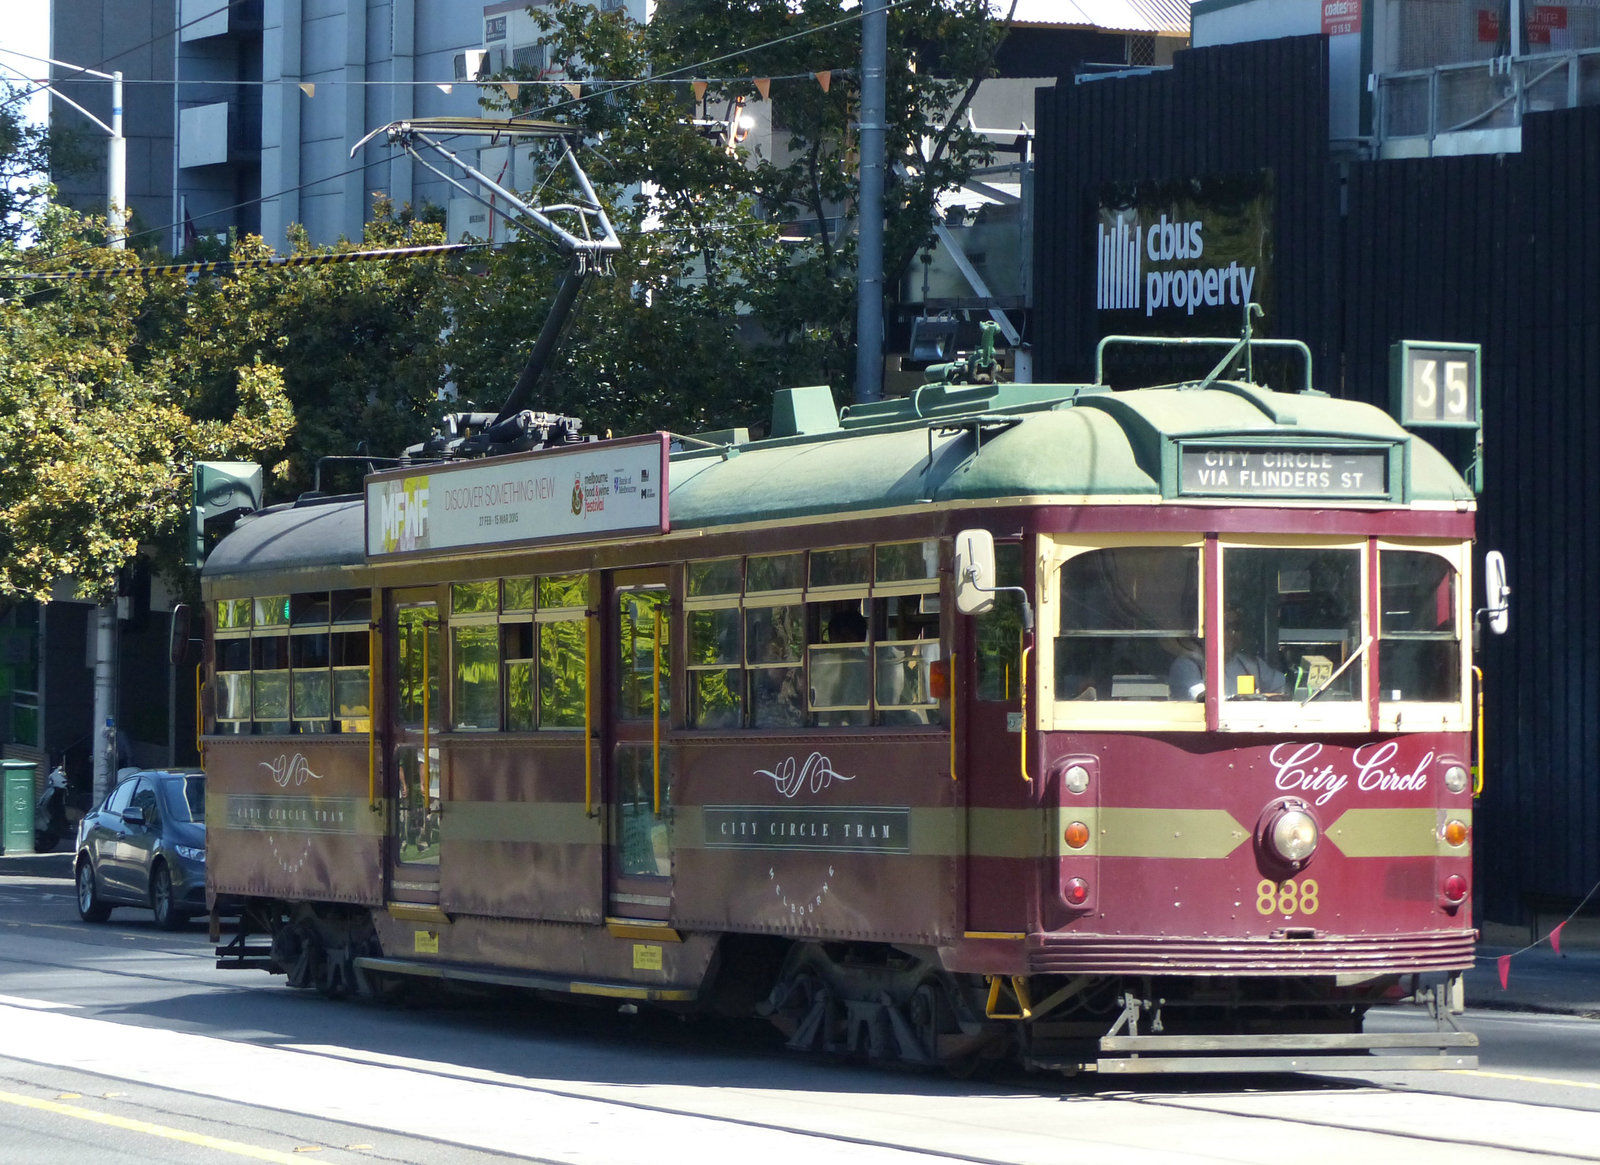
[1498,954,1511,990]
[1551,920,1566,956]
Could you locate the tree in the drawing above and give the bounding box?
[0,84,91,249]
[0,206,294,602]
[0,200,453,601]
[444,0,1005,436]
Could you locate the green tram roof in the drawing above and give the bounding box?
[202,380,1473,582]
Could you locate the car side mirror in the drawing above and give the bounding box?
[169,603,192,665]
[122,806,145,826]
[1482,550,1509,636]
[953,529,997,615]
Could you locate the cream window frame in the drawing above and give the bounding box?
[1040,533,1207,732]
[1216,534,1371,734]
[1375,538,1471,734]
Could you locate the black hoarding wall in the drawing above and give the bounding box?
[1035,35,1336,388]
[1036,36,1600,923]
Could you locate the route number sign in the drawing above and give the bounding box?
[1390,340,1481,429]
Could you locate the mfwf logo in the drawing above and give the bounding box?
[1097,212,1258,317]
[379,475,430,552]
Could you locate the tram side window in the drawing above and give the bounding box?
[1378,550,1461,702]
[211,591,373,736]
[686,558,742,730]
[537,575,589,729]
[214,614,252,736]
[1056,547,1199,702]
[1223,547,1363,701]
[975,543,1024,702]
[747,604,806,727]
[450,581,500,731]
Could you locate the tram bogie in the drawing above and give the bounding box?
[201,363,1485,1074]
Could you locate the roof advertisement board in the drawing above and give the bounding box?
[365,434,668,559]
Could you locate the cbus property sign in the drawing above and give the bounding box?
[365,433,668,558]
[1095,172,1274,332]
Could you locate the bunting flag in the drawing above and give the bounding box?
[1551,920,1566,956]
[437,83,453,94]
[692,80,708,102]
[298,83,315,98]
[502,81,520,101]
[815,70,832,92]
[0,242,485,282]
[564,82,582,100]
[1498,954,1511,989]
[755,77,770,100]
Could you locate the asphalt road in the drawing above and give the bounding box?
[2,870,1599,1163]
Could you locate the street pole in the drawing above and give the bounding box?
[21,56,130,798]
[853,0,887,404]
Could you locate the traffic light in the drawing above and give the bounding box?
[190,461,262,567]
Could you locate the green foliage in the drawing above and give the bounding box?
[0,200,448,601]
[0,84,93,249]
[448,0,1005,435]
[0,206,294,601]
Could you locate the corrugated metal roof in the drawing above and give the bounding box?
[996,0,1191,36]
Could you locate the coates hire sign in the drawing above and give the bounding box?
[1095,173,1274,331]
[365,434,668,558]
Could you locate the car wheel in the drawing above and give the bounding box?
[150,863,185,930]
[76,858,111,923]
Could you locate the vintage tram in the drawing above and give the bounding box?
[195,350,1484,1074]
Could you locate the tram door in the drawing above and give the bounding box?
[960,539,1028,934]
[604,569,675,921]
[386,589,442,905]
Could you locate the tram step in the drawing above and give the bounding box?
[1076,1029,1479,1074]
[215,942,275,971]
[353,955,699,1003]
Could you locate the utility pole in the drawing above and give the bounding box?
[17,56,128,799]
[853,0,887,403]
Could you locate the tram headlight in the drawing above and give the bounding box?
[1270,809,1319,863]
[1444,765,1470,794]
[1256,799,1320,872]
[1063,764,1091,795]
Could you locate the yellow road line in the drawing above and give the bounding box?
[1447,1069,1600,1091]
[0,1088,315,1162]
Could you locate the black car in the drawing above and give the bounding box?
[75,769,207,929]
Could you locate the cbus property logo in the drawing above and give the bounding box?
[1097,210,1259,318]
[378,475,430,553]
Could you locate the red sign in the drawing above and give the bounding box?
[1322,0,1361,37]
[1478,5,1566,44]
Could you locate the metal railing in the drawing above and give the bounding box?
[1377,46,1600,148]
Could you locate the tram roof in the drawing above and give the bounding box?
[202,380,1473,581]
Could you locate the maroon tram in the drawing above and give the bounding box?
[192,349,1491,1073]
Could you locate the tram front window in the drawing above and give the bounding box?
[1378,549,1461,702]
[1221,547,1363,702]
[1056,546,1200,701]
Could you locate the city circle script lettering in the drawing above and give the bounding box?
[1270,741,1433,807]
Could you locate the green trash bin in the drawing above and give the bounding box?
[1,760,36,855]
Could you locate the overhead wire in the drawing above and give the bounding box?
[0,0,945,282]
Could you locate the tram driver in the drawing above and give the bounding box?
[1169,605,1286,700]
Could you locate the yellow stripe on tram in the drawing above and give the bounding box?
[0,1088,315,1163]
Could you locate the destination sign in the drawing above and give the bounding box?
[702,806,911,854]
[1178,445,1389,499]
[365,434,668,558]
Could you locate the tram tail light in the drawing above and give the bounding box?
[1441,874,1469,906]
[929,659,950,700]
[1064,878,1090,907]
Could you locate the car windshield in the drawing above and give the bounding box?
[159,775,206,824]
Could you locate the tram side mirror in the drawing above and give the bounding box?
[169,603,191,665]
[1483,550,1510,636]
[953,529,997,615]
